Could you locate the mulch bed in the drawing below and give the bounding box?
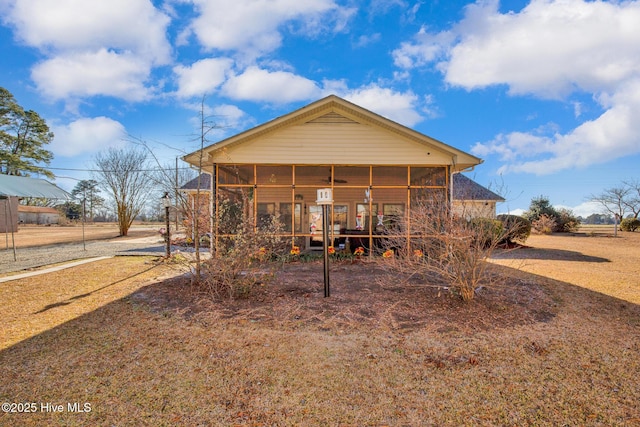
[130,260,557,333]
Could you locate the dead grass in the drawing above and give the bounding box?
[0,257,176,349]
[4,223,159,248]
[491,232,640,304]
[0,233,639,426]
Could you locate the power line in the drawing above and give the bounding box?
[48,165,195,173]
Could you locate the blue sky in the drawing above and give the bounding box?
[1,0,639,217]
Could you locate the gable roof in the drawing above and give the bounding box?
[453,174,505,202]
[184,95,482,171]
[0,175,71,200]
[180,173,211,192]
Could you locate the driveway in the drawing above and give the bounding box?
[0,235,201,275]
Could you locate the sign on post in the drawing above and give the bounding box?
[316,188,333,205]
[316,188,333,297]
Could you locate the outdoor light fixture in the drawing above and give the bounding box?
[162,192,171,258]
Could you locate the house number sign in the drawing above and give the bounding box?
[316,188,333,205]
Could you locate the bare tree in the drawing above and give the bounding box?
[590,184,636,219]
[93,147,154,236]
[622,179,640,218]
[191,96,222,281]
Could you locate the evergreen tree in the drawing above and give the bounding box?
[0,87,54,178]
[70,179,105,221]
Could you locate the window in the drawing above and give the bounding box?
[355,203,378,231]
[257,203,275,229]
[279,203,302,232]
[383,203,404,231]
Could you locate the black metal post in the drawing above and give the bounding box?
[81,198,86,251]
[163,192,171,258]
[322,204,330,297]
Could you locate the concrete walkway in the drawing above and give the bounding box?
[0,256,112,283]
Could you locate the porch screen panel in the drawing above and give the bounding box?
[372,166,406,186]
[217,164,254,185]
[409,188,448,234]
[295,166,331,186]
[216,186,252,235]
[256,165,292,185]
[334,166,369,186]
[369,188,406,234]
[410,167,447,187]
[279,203,302,232]
[257,202,275,229]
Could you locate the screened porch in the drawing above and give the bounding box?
[214,164,450,254]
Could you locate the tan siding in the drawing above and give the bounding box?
[453,200,497,219]
[211,123,453,165]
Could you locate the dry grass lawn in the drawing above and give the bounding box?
[3,223,159,248]
[0,232,639,426]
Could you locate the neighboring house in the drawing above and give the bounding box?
[182,95,483,252]
[0,175,70,233]
[18,205,60,225]
[452,174,505,220]
[179,174,212,238]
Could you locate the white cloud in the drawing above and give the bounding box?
[211,104,248,128]
[5,0,171,63]
[497,207,525,217]
[188,0,351,57]
[222,66,322,103]
[51,117,126,157]
[1,0,171,102]
[341,85,424,127]
[32,49,153,101]
[558,201,602,218]
[443,0,640,98]
[353,33,382,48]
[396,0,640,175]
[473,80,640,175]
[173,57,235,98]
[392,26,453,69]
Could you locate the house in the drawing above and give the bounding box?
[182,95,483,253]
[17,205,60,225]
[452,174,505,220]
[0,175,70,233]
[179,173,212,238]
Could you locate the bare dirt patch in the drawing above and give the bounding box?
[134,261,556,334]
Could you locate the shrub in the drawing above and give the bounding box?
[497,214,531,244]
[470,217,504,248]
[556,208,581,233]
[620,217,640,232]
[523,196,580,233]
[532,214,556,235]
[380,199,505,302]
[197,194,288,299]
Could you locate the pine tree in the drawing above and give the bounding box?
[0,87,54,178]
